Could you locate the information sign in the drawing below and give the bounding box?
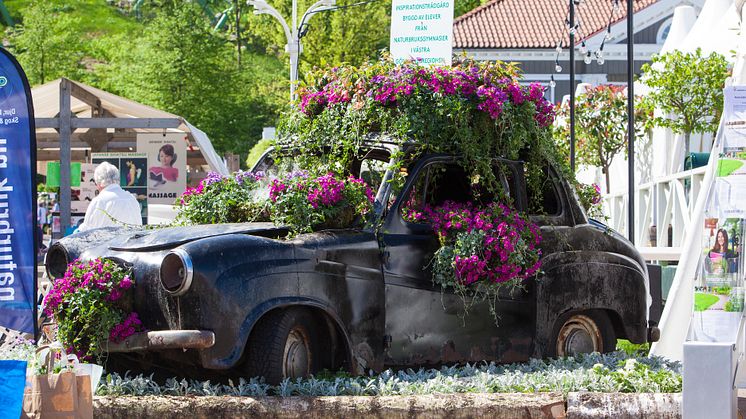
[390,0,454,66]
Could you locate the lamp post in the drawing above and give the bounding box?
[246,0,336,101]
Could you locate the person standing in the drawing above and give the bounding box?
[36,198,47,254]
[77,162,142,232]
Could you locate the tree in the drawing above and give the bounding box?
[245,0,390,79]
[555,85,650,192]
[639,48,729,154]
[96,3,286,158]
[8,2,84,85]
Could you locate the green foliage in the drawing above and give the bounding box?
[592,358,681,393]
[713,285,731,296]
[615,339,650,357]
[279,58,560,202]
[7,2,85,85]
[96,353,682,396]
[269,172,374,235]
[245,0,391,76]
[174,171,270,225]
[554,85,650,192]
[640,48,729,151]
[455,0,490,17]
[246,138,275,168]
[42,258,141,361]
[95,4,284,156]
[575,183,604,220]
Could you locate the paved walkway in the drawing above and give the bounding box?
[709,293,730,310]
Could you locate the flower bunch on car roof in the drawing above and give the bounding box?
[296,61,555,129]
[175,170,270,225]
[279,58,563,203]
[269,172,374,235]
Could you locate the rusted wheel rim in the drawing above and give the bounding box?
[283,327,311,379]
[556,314,603,356]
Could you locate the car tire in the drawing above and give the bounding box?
[549,310,616,358]
[243,307,321,384]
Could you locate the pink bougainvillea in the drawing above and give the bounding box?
[43,258,143,360]
[404,200,542,287]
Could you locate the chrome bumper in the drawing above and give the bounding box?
[106,330,215,352]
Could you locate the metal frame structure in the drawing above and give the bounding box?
[35,78,223,233]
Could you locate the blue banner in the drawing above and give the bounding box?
[0,47,37,334]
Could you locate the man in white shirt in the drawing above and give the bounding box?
[78,162,143,232]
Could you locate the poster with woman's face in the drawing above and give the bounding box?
[137,133,187,205]
[699,217,744,313]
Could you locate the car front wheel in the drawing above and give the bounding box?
[244,308,320,384]
[550,310,615,358]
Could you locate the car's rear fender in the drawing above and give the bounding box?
[534,250,649,357]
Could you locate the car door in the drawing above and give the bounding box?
[381,156,535,367]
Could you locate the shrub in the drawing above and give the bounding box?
[269,172,374,235]
[175,171,270,225]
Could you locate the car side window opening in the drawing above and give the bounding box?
[527,164,561,216]
[400,162,516,223]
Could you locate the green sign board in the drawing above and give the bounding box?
[46,162,81,187]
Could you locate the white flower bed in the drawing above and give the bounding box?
[1,332,680,397]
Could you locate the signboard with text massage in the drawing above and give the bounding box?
[390,0,454,66]
[137,133,187,205]
[0,47,36,334]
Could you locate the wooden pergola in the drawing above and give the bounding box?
[33,78,230,233]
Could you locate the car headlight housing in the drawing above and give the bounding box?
[159,249,193,296]
[45,243,69,279]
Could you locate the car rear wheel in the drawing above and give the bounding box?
[550,311,615,358]
[243,308,320,384]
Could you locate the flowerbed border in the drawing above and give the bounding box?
[92,392,684,419]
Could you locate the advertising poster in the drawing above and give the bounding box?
[91,152,148,224]
[390,0,454,66]
[0,47,36,335]
[137,133,187,205]
[723,86,746,150]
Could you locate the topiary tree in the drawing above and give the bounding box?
[554,85,650,192]
[639,48,729,155]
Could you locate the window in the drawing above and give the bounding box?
[527,165,561,216]
[400,161,518,222]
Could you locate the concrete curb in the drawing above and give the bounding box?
[566,392,681,419]
[93,393,566,419]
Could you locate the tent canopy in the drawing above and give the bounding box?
[33,78,228,176]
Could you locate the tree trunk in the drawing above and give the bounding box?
[684,131,691,160]
[604,165,611,195]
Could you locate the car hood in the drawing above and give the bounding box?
[107,222,286,251]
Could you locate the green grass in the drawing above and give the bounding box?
[717,159,744,177]
[616,339,650,356]
[694,292,719,311]
[3,0,142,36]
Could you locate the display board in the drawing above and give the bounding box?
[137,133,187,205]
[390,0,454,66]
[91,152,148,225]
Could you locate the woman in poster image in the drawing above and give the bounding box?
[709,229,739,274]
[149,144,179,188]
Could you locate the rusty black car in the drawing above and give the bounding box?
[45,143,659,383]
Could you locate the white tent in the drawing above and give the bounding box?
[32,78,228,176]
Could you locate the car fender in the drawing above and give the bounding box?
[200,296,354,370]
[533,250,649,357]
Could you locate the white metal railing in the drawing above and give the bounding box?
[602,165,707,257]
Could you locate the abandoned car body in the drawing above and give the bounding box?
[45,146,659,383]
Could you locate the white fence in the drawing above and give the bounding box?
[602,166,707,259]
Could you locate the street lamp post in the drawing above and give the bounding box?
[246,0,336,101]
